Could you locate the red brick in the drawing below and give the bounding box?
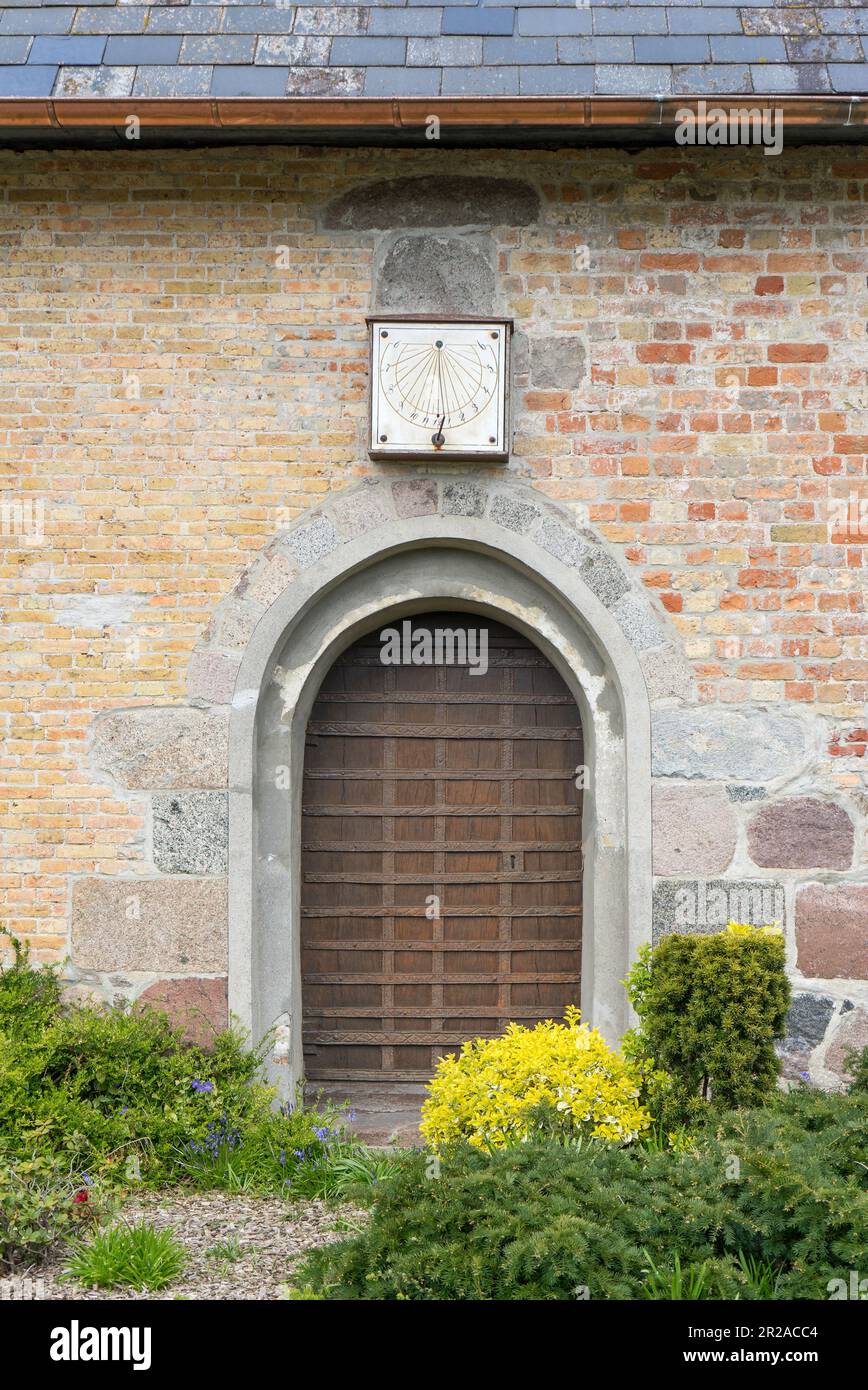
[768,344,828,364]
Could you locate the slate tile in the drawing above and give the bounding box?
[363,65,442,94]
[133,64,213,96]
[635,36,710,63]
[483,36,557,63]
[330,37,407,64]
[710,36,788,62]
[595,63,673,94]
[256,36,330,65]
[211,63,291,95]
[407,36,482,64]
[671,63,752,94]
[53,64,135,96]
[517,9,592,37]
[441,63,519,92]
[104,37,182,65]
[520,64,594,94]
[593,7,667,36]
[180,36,257,65]
[443,7,514,34]
[828,62,868,93]
[0,63,57,94]
[29,35,106,64]
[0,8,74,36]
[370,9,444,36]
[73,8,148,34]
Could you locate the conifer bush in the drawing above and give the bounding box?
[300,1089,868,1301]
[624,923,790,1125]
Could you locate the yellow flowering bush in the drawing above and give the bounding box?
[420,1006,652,1153]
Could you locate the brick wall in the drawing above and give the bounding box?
[0,142,865,1079]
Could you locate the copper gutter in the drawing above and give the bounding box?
[0,95,863,138]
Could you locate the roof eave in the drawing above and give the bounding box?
[0,94,863,143]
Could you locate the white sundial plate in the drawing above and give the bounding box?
[370,319,509,460]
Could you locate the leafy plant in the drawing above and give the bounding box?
[206,1236,244,1263]
[289,1145,404,1201]
[63,1221,186,1292]
[624,924,790,1125]
[0,935,61,1041]
[641,1252,715,1300]
[420,1005,651,1152]
[0,1152,78,1270]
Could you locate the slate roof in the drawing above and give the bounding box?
[0,2,866,103]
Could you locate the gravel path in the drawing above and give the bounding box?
[35,1189,363,1301]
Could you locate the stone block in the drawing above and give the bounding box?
[285,514,337,569]
[652,710,807,782]
[529,335,586,389]
[90,707,229,790]
[578,551,630,608]
[322,175,540,231]
[376,233,496,316]
[442,481,485,517]
[332,486,392,540]
[136,976,228,1047]
[641,644,694,702]
[244,552,297,608]
[796,884,868,979]
[206,597,264,653]
[776,991,835,1082]
[537,517,590,569]
[824,1008,868,1087]
[392,478,437,518]
[490,493,540,535]
[652,784,737,876]
[152,792,228,875]
[187,648,241,706]
[60,982,107,1011]
[72,877,227,973]
[748,797,854,871]
[611,593,665,652]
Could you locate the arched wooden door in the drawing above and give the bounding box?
[300,612,584,1083]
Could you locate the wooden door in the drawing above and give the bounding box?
[301,612,584,1082]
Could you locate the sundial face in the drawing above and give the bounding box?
[369,319,510,460]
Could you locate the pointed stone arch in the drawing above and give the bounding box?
[200,476,687,1097]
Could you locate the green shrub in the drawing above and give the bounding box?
[0,1152,78,1271]
[64,1221,185,1292]
[624,924,791,1125]
[299,1088,868,1301]
[0,936,369,1196]
[0,935,61,1040]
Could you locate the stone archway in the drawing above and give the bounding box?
[213,476,669,1098]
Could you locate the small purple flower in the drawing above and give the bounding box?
[314,1127,330,1142]
[81,1173,93,1186]
[191,1079,214,1094]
